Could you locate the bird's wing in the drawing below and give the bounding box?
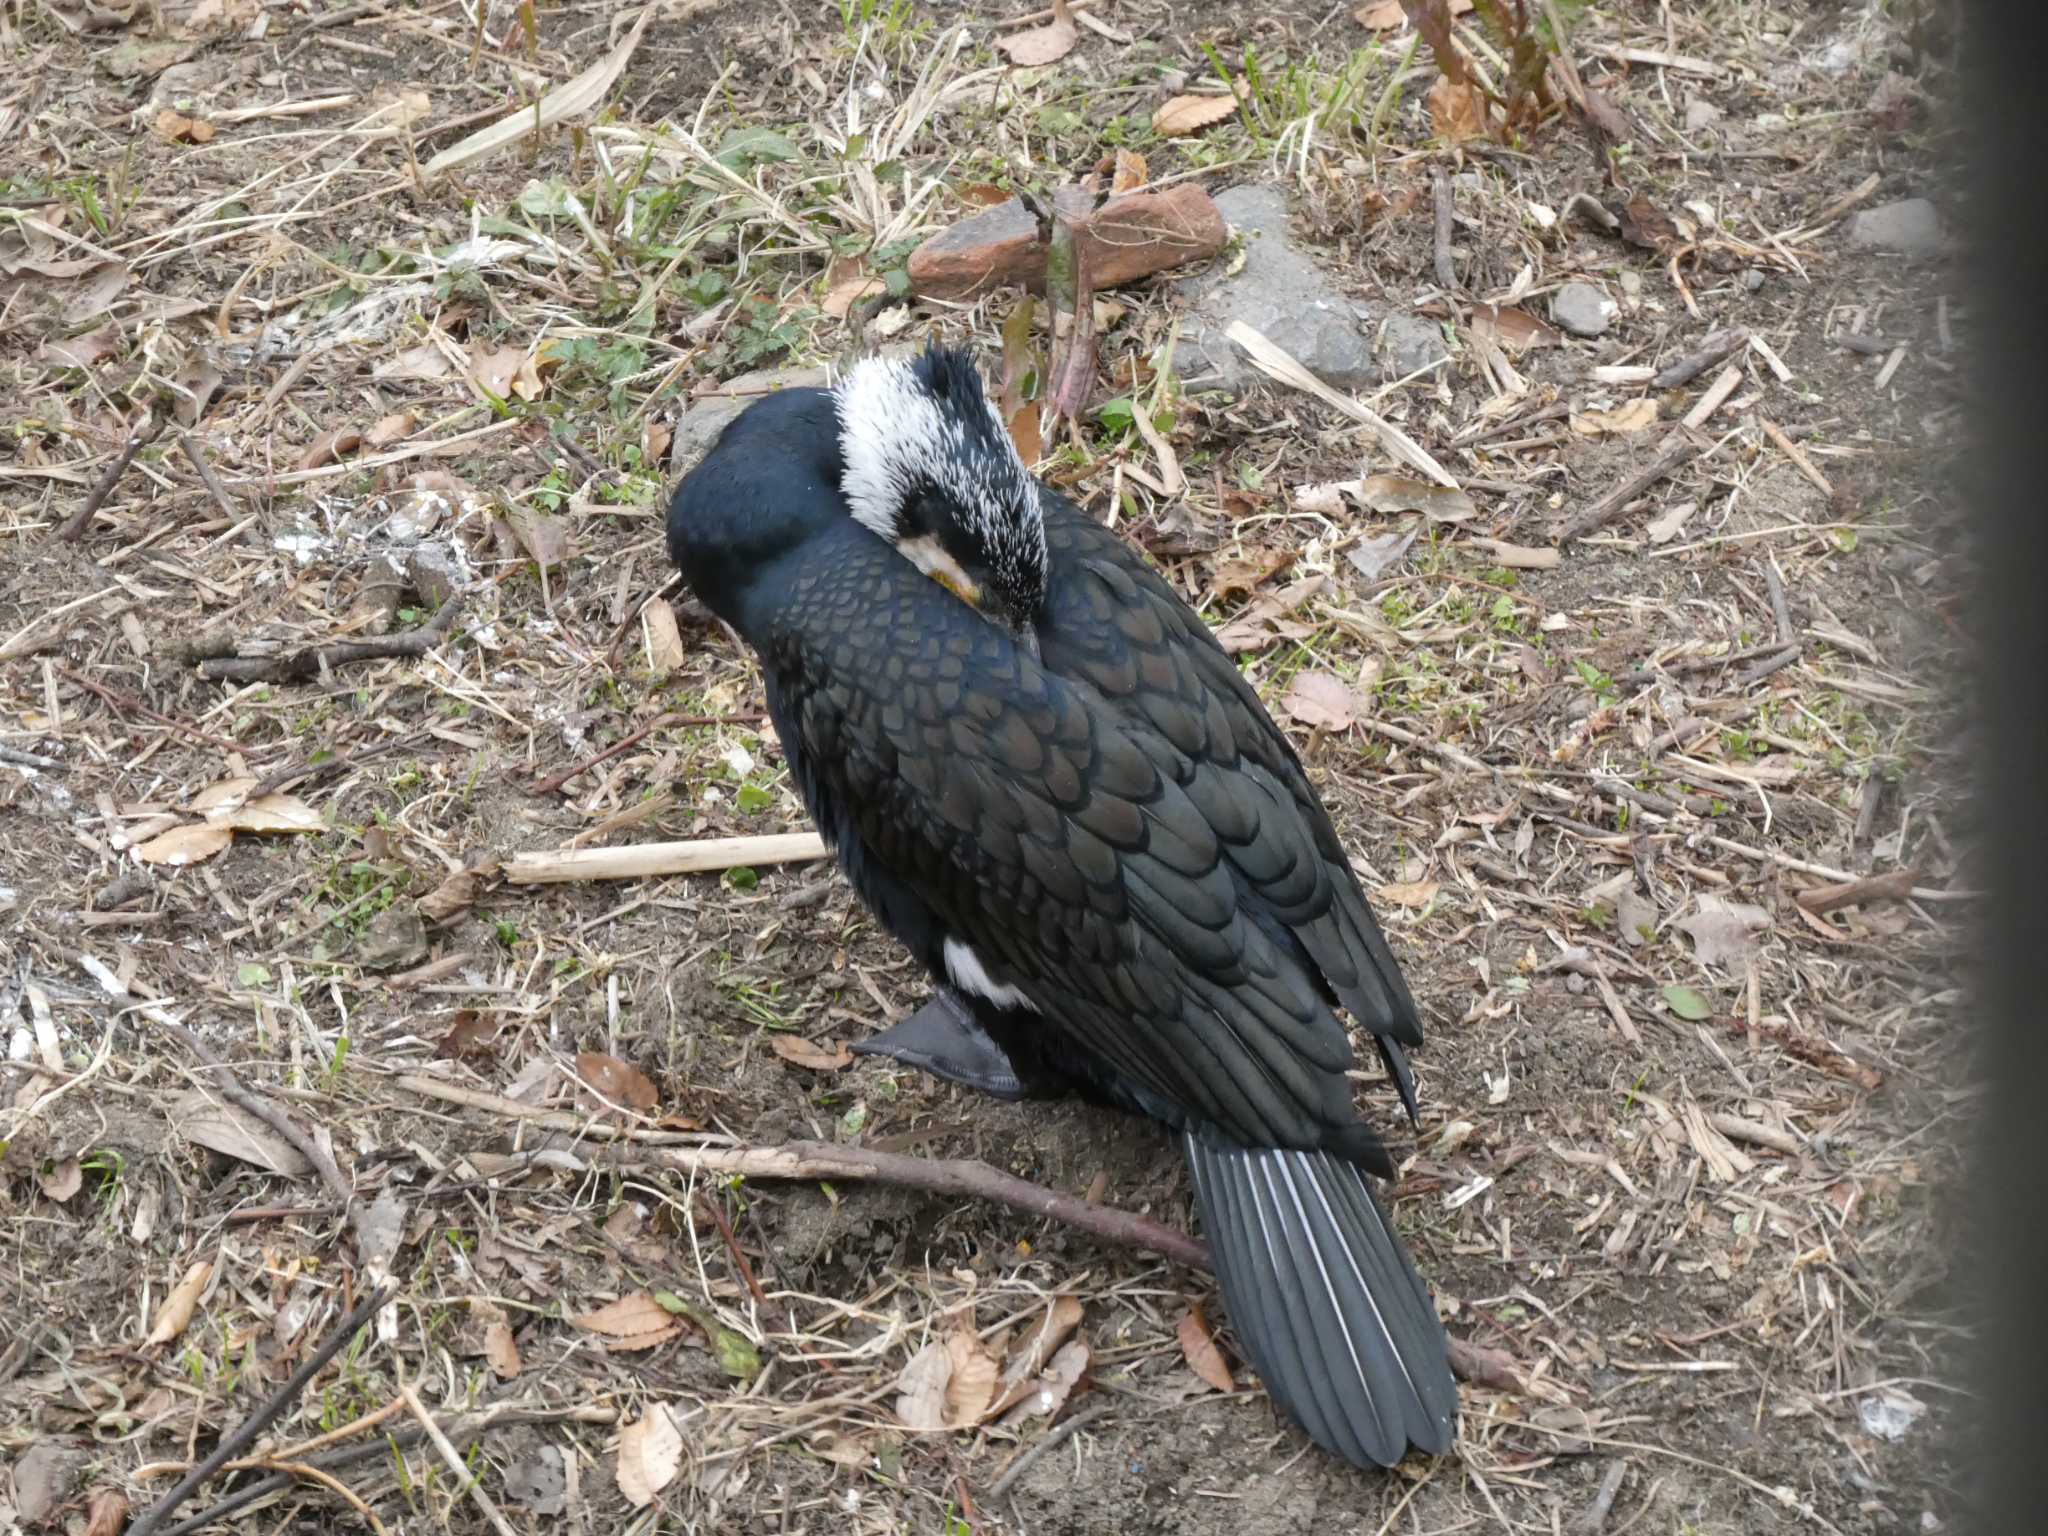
[1036,499,1424,1054]
[765,519,1379,1160]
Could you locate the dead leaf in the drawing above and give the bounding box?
[153,109,216,143]
[296,427,362,472]
[1427,75,1489,143]
[146,1260,212,1345]
[37,327,119,370]
[1645,499,1698,544]
[190,776,255,814]
[1355,0,1470,26]
[572,1292,683,1352]
[944,1326,1001,1427]
[1356,474,1477,522]
[1615,194,1681,251]
[821,259,885,319]
[1677,895,1772,967]
[1345,524,1422,582]
[955,182,1012,207]
[484,1320,523,1378]
[616,1404,683,1506]
[83,1491,129,1536]
[1579,84,1633,144]
[39,1157,82,1202]
[998,1336,1090,1425]
[644,600,686,676]
[1108,148,1148,194]
[504,504,571,568]
[417,867,481,924]
[1177,1305,1234,1393]
[988,1295,1085,1417]
[170,1089,315,1176]
[133,822,232,867]
[997,0,1078,65]
[1479,303,1561,351]
[1280,671,1367,732]
[809,1430,877,1466]
[1152,92,1240,136]
[1007,401,1042,467]
[643,418,672,464]
[365,412,415,449]
[1214,574,1325,655]
[470,343,544,402]
[1375,879,1441,908]
[1206,547,1296,601]
[574,1052,659,1113]
[769,1034,854,1072]
[436,1010,503,1060]
[212,793,323,834]
[896,1338,952,1431]
[1570,399,1659,437]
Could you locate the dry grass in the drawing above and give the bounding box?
[2,1,1971,1532]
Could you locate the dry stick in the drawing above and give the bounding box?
[400,1386,521,1536]
[197,596,463,683]
[1650,328,1749,389]
[55,413,166,542]
[527,711,677,797]
[988,1402,1117,1502]
[1555,431,1704,542]
[1571,1458,1629,1535]
[1732,645,1802,689]
[503,831,830,884]
[54,665,259,757]
[127,1284,392,1536]
[178,432,239,520]
[1431,167,1458,293]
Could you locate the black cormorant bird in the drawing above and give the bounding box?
[667,346,1457,1468]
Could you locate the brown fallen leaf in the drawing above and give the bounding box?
[1177,1305,1235,1393]
[571,1292,683,1351]
[944,1325,1002,1428]
[955,182,1012,207]
[644,599,686,676]
[1213,574,1325,655]
[1375,879,1441,908]
[1427,75,1489,143]
[1007,401,1043,468]
[170,1089,315,1176]
[896,1337,952,1431]
[83,1491,129,1536]
[997,1336,1090,1425]
[154,109,217,143]
[1570,399,1659,437]
[133,822,233,867]
[769,1034,854,1072]
[37,327,119,370]
[1477,303,1561,351]
[1206,546,1297,603]
[1152,92,1240,137]
[296,427,362,473]
[212,793,323,834]
[643,418,673,464]
[988,1295,1084,1417]
[1356,474,1477,522]
[1280,671,1368,732]
[39,1157,82,1202]
[484,1319,523,1378]
[470,343,544,401]
[996,0,1078,66]
[575,1051,659,1113]
[147,1260,213,1346]
[417,867,482,925]
[435,1009,503,1060]
[1615,193,1681,251]
[1106,148,1147,194]
[821,259,886,319]
[504,504,572,568]
[616,1404,683,1506]
[1355,0,1470,26]
[364,412,415,448]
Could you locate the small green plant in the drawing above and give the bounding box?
[1572,659,1617,702]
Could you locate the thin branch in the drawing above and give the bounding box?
[195,597,463,684]
[55,412,165,542]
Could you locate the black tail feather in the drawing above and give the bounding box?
[1184,1132,1456,1468]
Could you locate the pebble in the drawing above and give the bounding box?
[1846,198,1942,257]
[1551,281,1617,338]
[1379,315,1449,383]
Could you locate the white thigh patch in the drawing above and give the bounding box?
[942,937,1037,1013]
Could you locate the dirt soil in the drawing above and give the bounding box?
[1,1,1974,1533]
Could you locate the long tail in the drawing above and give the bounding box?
[1183,1132,1457,1468]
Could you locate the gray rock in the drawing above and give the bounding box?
[1683,98,1723,132]
[1379,315,1449,382]
[1173,184,1374,393]
[1551,281,1617,338]
[673,365,830,468]
[1846,198,1942,257]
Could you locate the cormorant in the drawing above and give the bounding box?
[667,345,1457,1468]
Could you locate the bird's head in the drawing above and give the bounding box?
[833,346,1047,644]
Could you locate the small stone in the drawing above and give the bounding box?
[1683,98,1722,132]
[1173,184,1376,393]
[1846,198,1942,257]
[672,365,830,469]
[1744,269,1766,292]
[356,906,429,972]
[1551,281,1617,338]
[907,183,1226,302]
[1379,315,1448,382]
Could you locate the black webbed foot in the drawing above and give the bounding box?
[851,988,1036,1101]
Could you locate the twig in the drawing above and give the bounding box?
[54,666,260,757]
[55,413,165,542]
[127,1285,391,1536]
[1571,1459,1628,1535]
[503,831,830,883]
[1763,559,1797,646]
[989,1403,1115,1501]
[178,432,239,521]
[1650,328,1748,389]
[1760,417,1835,497]
[196,597,463,683]
[1432,167,1458,293]
[1731,645,1801,689]
[528,712,677,797]
[1555,432,1704,542]
[0,743,61,770]
[400,1385,521,1536]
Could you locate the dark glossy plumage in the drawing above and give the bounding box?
[668,354,1457,1468]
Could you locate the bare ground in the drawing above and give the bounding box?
[0,1,1975,1533]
